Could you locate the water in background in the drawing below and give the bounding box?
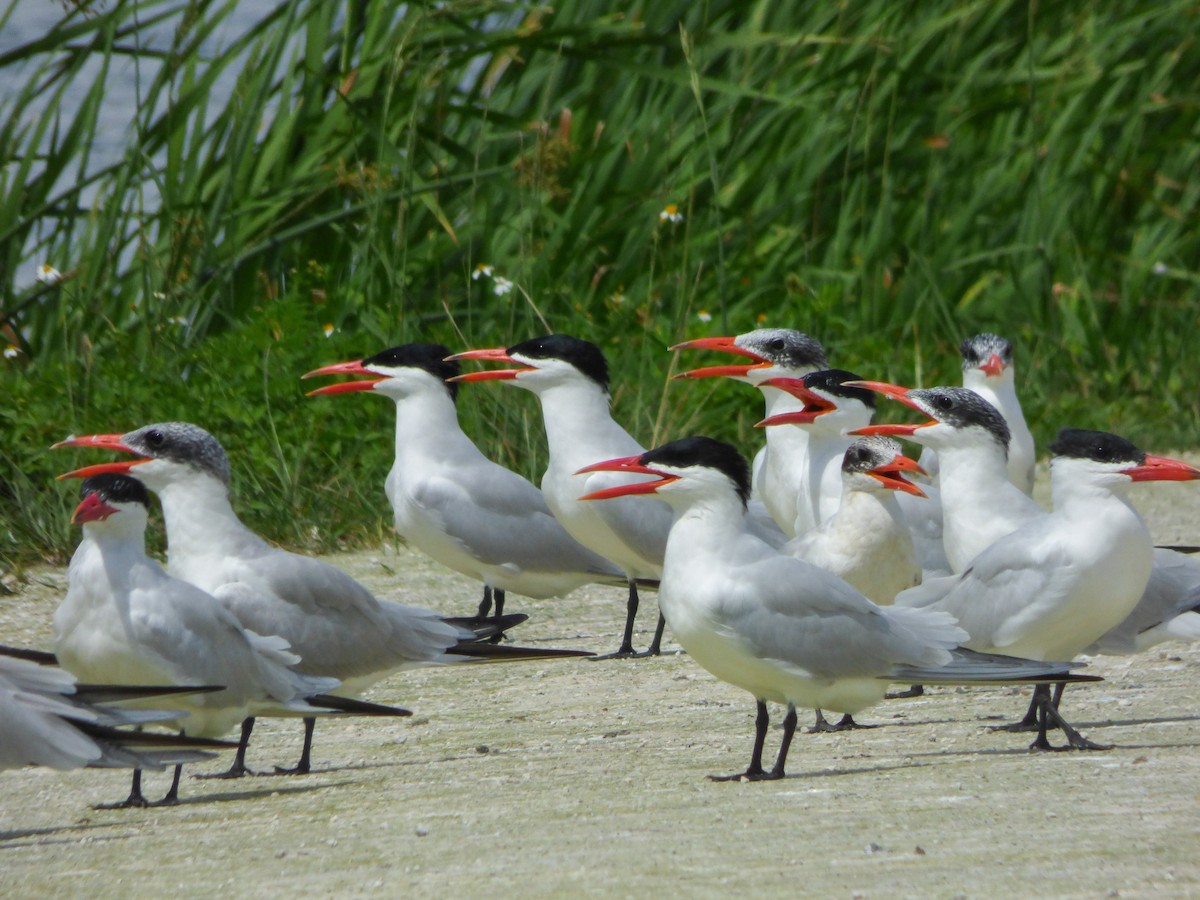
[1,0,279,283]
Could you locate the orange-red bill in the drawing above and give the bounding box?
[58,460,144,481]
[979,353,1006,378]
[71,492,119,525]
[51,433,133,452]
[1123,455,1200,483]
[868,454,928,497]
[444,347,532,383]
[574,455,678,501]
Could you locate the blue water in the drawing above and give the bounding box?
[1,0,274,282]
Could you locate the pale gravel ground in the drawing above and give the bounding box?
[1,471,1199,898]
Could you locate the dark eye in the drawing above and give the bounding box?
[768,338,785,351]
[144,430,164,448]
[934,395,954,411]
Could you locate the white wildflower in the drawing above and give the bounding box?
[36,264,64,285]
[659,204,683,224]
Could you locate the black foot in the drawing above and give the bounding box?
[94,796,150,810]
[707,769,784,783]
[990,718,1041,734]
[1029,729,1112,752]
[194,762,255,780]
[809,711,874,733]
[886,684,924,699]
[588,646,650,661]
[94,792,179,810]
[1028,735,1112,752]
[266,762,313,776]
[832,714,875,730]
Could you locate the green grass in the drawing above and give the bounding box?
[2,0,1198,568]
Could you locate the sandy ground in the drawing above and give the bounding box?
[2,477,1199,898]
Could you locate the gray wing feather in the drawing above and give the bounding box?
[410,473,622,578]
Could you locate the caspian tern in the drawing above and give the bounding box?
[671,330,828,537]
[958,334,1036,494]
[55,474,410,807]
[578,436,1096,780]
[448,334,671,657]
[751,369,876,536]
[914,334,1037,497]
[775,435,926,732]
[895,429,1200,749]
[0,648,235,773]
[303,342,627,619]
[781,436,924,604]
[759,372,949,576]
[851,383,1042,573]
[55,424,591,777]
[858,383,1200,680]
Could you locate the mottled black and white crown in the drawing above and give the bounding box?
[121,422,232,486]
[960,333,1014,370]
[909,387,1011,453]
[736,328,828,371]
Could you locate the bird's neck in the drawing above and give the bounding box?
[759,384,807,416]
[155,476,262,576]
[392,391,472,459]
[671,494,751,541]
[1051,474,1138,521]
[535,381,643,468]
[964,371,1020,417]
[935,442,1012,500]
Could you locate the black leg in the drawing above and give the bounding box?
[1051,681,1066,709]
[158,765,183,804]
[95,768,151,810]
[477,586,493,618]
[270,718,316,775]
[195,717,256,779]
[767,704,798,779]
[590,580,641,660]
[710,700,770,782]
[886,684,924,699]
[1028,684,1055,750]
[809,709,835,733]
[493,588,505,618]
[644,612,666,656]
[1030,685,1110,752]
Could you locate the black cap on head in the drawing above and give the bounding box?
[960,333,1014,369]
[640,436,751,506]
[363,343,460,402]
[507,334,609,390]
[122,423,232,486]
[804,369,876,411]
[1048,429,1145,466]
[80,472,151,509]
